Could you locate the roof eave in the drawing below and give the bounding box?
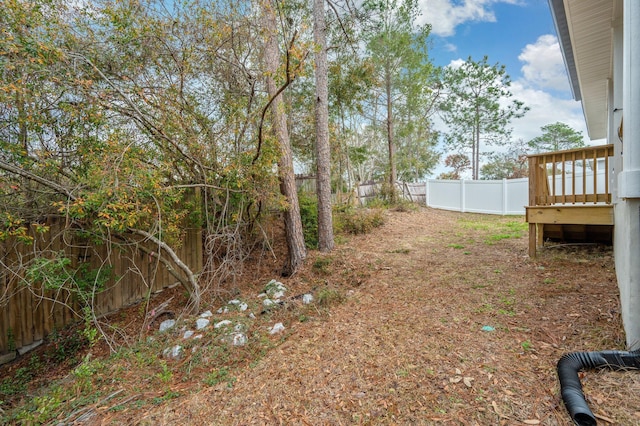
[548,0,581,101]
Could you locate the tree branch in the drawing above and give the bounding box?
[128,227,201,313]
[0,159,78,201]
[253,30,308,165]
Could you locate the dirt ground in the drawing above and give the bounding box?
[3,206,640,425]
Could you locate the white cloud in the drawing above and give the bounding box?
[509,81,588,142]
[518,34,569,91]
[513,35,595,144]
[419,0,522,37]
[446,58,467,69]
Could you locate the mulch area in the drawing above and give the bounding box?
[3,206,638,425]
[105,207,638,425]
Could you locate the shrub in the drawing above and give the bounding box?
[316,288,345,307]
[298,192,318,249]
[335,207,386,235]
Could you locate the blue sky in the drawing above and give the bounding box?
[416,0,593,152]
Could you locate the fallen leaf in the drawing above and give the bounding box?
[492,401,501,416]
[523,420,540,425]
[463,377,474,387]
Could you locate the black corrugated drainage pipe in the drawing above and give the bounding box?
[557,350,640,425]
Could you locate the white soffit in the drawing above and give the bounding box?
[563,0,614,140]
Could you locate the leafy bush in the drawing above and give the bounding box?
[298,192,318,249]
[316,288,345,307]
[312,256,332,275]
[335,207,386,235]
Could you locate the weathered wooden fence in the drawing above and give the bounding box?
[357,181,428,205]
[0,217,202,357]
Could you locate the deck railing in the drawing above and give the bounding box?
[528,144,614,207]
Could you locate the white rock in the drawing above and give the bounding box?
[302,293,314,304]
[200,310,213,318]
[214,320,233,329]
[265,279,287,299]
[194,334,203,339]
[183,330,194,339]
[163,345,183,360]
[232,333,248,346]
[228,299,248,311]
[159,319,176,332]
[270,322,285,334]
[249,312,256,319]
[263,298,275,307]
[196,318,210,330]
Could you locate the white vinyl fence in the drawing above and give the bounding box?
[312,166,608,216]
[358,178,529,215]
[425,178,528,215]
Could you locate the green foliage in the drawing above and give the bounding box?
[360,0,440,187]
[298,192,319,249]
[439,56,529,180]
[25,251,111,345]
[45,328,87,365]
[480,138,530,180]
[7,328,15,351]
[335,207,386,235]
[312,256,333,275]
[439,154,471,180]
[73,355,104,393]
[25,253,72,291]
[528,122,585,153]
[316,288,345,307]
[15,393,63,424]
[203,367,235,388]
[156,360,173,384]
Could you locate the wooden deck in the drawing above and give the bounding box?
[526,145,614,257]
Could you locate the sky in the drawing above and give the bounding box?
[415,0,597,173]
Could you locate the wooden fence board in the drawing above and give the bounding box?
[0,222,203,355]
[0,243,7,352]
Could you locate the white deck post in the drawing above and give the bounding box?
[617,0,640,349]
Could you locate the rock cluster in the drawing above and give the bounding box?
[161,279,313,360]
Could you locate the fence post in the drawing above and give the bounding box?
[460,180,466,213]
[502,178,508,215]
[425,180,429,207]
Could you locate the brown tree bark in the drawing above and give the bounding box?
[385,64,398,203]
[313,0,334,252]
[262,0,306,276]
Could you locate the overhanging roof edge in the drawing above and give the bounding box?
[548,0,581,101]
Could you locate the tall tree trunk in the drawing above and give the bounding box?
[313,0,334,252]
[262,0,306,276]
[385,65,397,202]
[473,104,480,180]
